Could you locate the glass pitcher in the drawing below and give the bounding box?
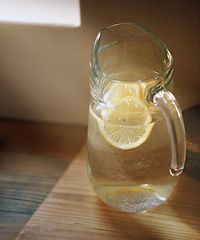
[87,23,186,213]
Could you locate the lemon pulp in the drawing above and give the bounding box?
[92,82,155,150]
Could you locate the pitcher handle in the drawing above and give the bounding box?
[149,86,186,176]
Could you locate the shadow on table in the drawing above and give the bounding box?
[96,198,162,240]
[168,173,200,234]
[96,173,200,239]
[0,119,87,240]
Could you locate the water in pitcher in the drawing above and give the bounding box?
[87,69,178,213]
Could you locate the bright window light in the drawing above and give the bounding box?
[0,0,81,27]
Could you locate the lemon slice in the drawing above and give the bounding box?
[89,81,155,150]
[103,82,141,103]
[97,96,154,150]
[98,97,154,149]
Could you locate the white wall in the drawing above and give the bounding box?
[0,0,199,126]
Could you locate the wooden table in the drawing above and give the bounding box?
[0,119,87,240]
[0,120,200,240]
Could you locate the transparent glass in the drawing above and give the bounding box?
[87,23,186,213]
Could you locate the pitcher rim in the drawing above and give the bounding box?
[91,22,173,83]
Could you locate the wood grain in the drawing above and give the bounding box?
[16,144,200,240]
[0,119,87,240]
